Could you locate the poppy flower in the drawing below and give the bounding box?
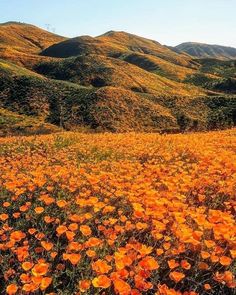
[86,249,96,258]
[10,230,26,242]
[92,275,111,288]
[40,241,53,251]
[22,261,34,271]
[79,279,91,292]
[34,207,44,214]
[20,273,31,283]
[68,223,78,231]
[219,256,232,266]
[40,277,53,290]
[168,259,179,269]
[181,260,191,270]
[3,202,11,207]
[204,284,211,290]
[92,259,112,274]
[63,253,81,265]
[113,278,131,294]
[139,256,159,271]
[80,225,92,236]
[0,213,9,221]
[56,200,68,208]
[32,263,49,277]
[169,271,185,283]
[68,241,82,251]
[56,225,68,236]
[6,284,18,295]
[201,251,210,259]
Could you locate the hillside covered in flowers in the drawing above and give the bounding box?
[0,130,235,294]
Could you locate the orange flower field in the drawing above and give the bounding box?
[0,130,235,295]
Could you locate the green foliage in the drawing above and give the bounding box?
[184,73,217,87]
[199,59,236,78]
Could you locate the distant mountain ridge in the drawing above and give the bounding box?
[175,42,236,60]
[1,22,236,135]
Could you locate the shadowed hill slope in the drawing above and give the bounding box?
[1,58,236,133]
[0,59,178,132]
[34,54,205,97]
[176,42,236,60]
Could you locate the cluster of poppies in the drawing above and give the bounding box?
[0,130,235,294]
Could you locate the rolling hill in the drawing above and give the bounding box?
[1,22,236,134]
[175,42,236,60]
[34,54,204,96]
[42,31,198,68]
[0,21,66,67]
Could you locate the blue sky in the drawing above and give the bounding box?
[1,0,236,47]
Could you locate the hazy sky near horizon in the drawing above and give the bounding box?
[1,0,236,47]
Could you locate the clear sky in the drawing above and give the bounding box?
[1,0,236,47]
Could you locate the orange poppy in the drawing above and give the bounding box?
[169,271,185,283]
[63,253,81,265]
[204,284,211,290]
[201,251,210,259]
[3,202,11,207]
[56,225,68,236]
[167,259,179,269]
[40,277,53,290]
[67,241,82,251]
[92,275,111,289]
[80,225,92,236]
[156,249,164,256]
[230,250,236,259]
[32,263,49,277]
[10,230,26,242]
[219,256,232,266]
[113,278,131,295]
[92,259,112,274]
[68,223,78,231]
[79,279,91,292]
[22,283,39,293]
[6,284,18,295]
[86,249,96,258]
[20,273,31,283]
[0,213,9,221]
[34,207,44,214]
[56,200,68,208]
[41,241,53,251]
[163,242,171,250]
[22,261,34,271]
[28,228,37,235]
[85,237,103,248]
[181,260,191,270]
[139,256,159,271]
[198,262,209,270]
